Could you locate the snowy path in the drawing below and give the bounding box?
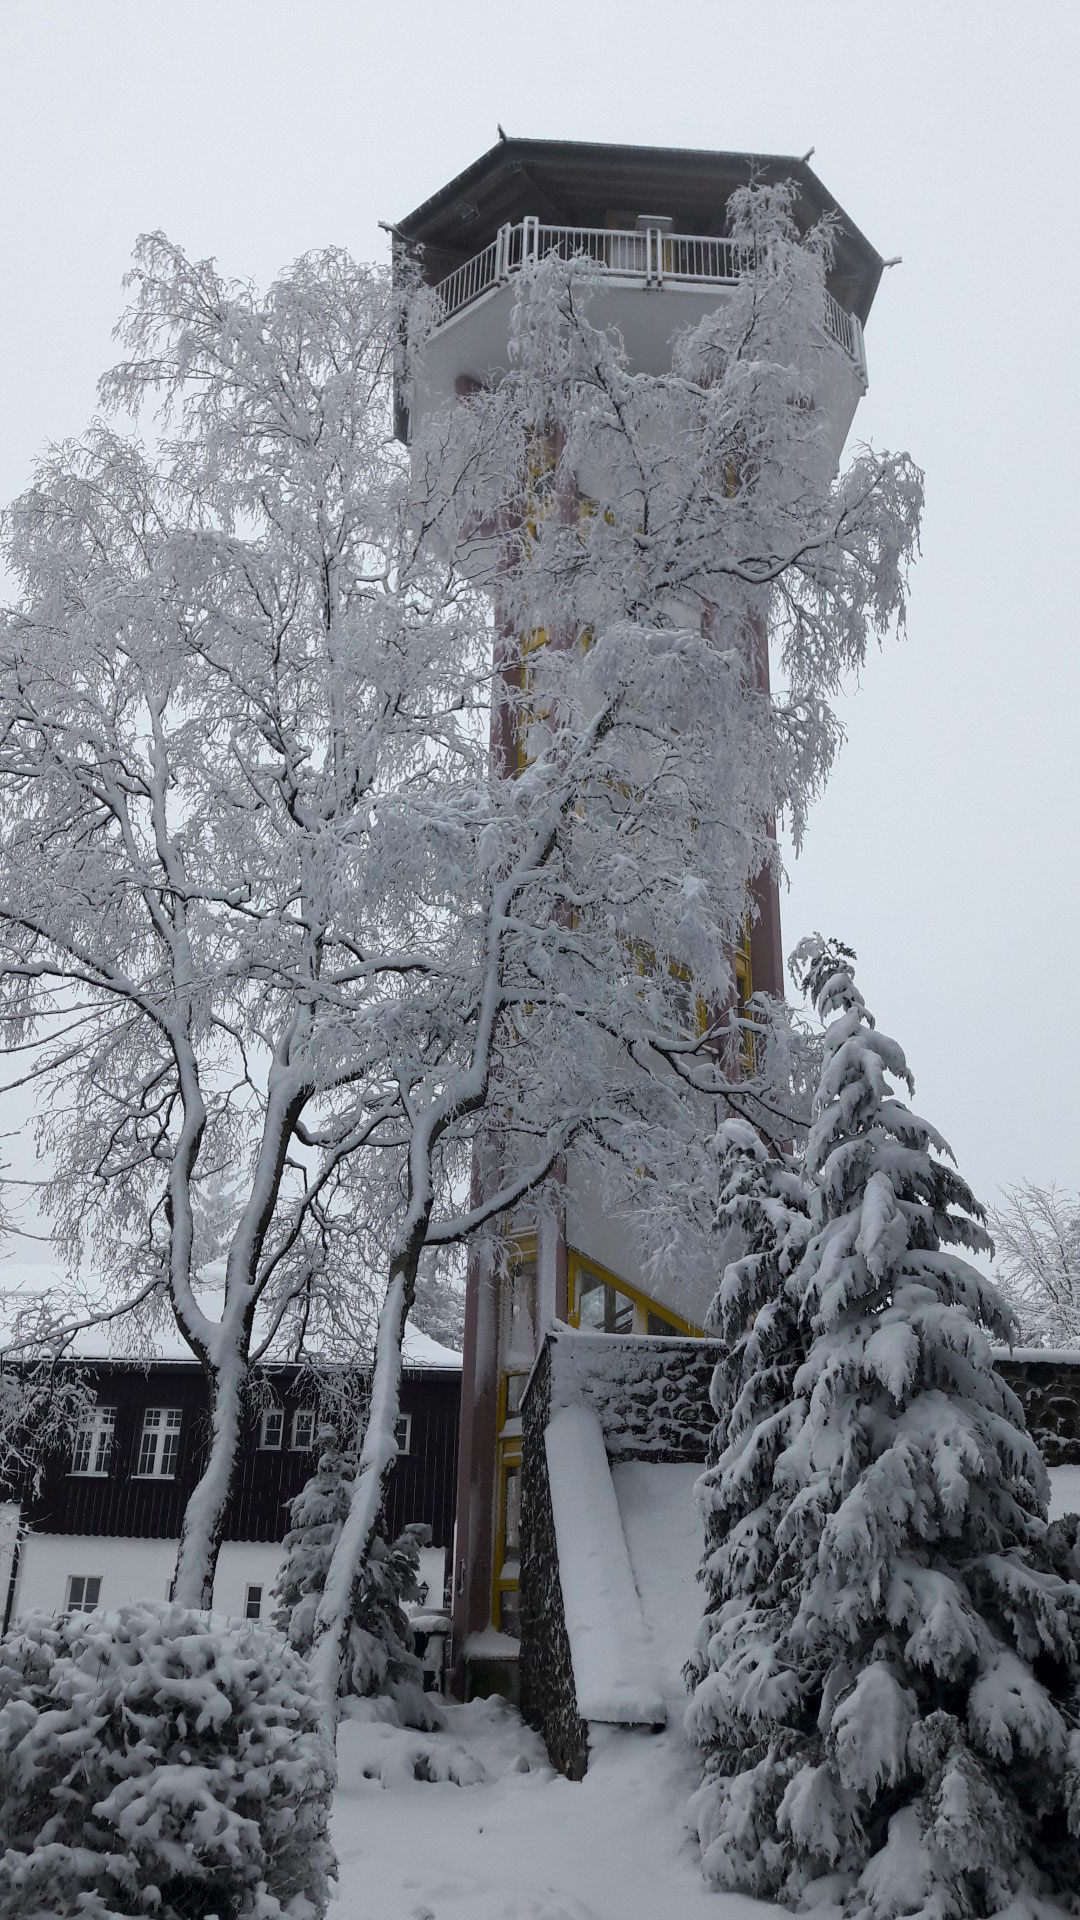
[329,1698,767,1920]
[329,1456,748,1919]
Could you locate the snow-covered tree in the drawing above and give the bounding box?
[273,1425,435,1729]
[0,1599,335,1919]
[988,1180,1080,1347]
[310,193,922,1720]
[684,1116,809,1806]
[0,237,571,1615]
[689,937,1080,1914]
[0,190,921,1721]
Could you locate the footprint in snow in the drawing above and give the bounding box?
[503,1896,600,1920]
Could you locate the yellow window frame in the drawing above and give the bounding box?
[566,1248,702,1338]
[734,925,756,1074]
[492,1438,522,1636]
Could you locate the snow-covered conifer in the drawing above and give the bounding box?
[691,938,1080,1914]
[685,1117,810,1892]
[273,1426,435,1729]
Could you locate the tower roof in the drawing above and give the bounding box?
[395,136,884,324]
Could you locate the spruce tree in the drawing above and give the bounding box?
[686,1116,811,1895]
[273,1425,437,1729]
[690,942,1080,1915]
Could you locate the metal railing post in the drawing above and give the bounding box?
[523,216,539,265]
[644,224,664,289]
[494,223,508,282]
[851,313,867,386]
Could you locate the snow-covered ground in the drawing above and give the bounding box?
[330,1700,764,1920]
[329,1462,1080,1917]
[1048,1462,1080,1518]
[330,1454,742,1919]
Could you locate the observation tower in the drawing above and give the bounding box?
[393,138,883,1689]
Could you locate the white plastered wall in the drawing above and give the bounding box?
[10,1531,447,1624]
[11,1533,283,1621]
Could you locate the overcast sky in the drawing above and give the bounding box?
[1,0,1077,1228]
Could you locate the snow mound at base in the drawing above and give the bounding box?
[349,1720,488,1787]
[545,1405,666,1725]
[331,1696,736,1919]
[338,1694,550,1792]
[611,1460,706,1711]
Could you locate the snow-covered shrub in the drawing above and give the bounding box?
[688,940,1080,1914]
[0,1600,335,1920]
[273,1425,437,1729]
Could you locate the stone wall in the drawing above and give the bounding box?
[519,1337,590,1779]
[519,1329,716,1777]
[546,1329,721,1462]
[996,1355,1080,1466]
[540,1334,1080,1472]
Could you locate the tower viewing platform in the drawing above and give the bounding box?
[430,216,866,380]
[394,137,883,456]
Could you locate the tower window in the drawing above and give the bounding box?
[567,1251,700,1338]
[578,1272,635,1333]
[494,1450,522,1638]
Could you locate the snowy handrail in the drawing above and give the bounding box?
[430,219,866,379]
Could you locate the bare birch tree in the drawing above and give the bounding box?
[988,1181,1080,1346]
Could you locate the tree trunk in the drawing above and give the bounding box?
[308,1265,413,1738]
[170,1359,245,1607]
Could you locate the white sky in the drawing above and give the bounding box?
[1,0,1077,1221]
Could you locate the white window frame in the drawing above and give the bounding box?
[133,1407,183,1479]
[244,1583,263,1620]
[394,1412,412,1456]
[67,1573,102,1612]
[258,1407,284,1450]
[70,1404,116,1477]
[290,1407,316,1450]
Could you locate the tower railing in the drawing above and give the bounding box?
[429,220,866,380]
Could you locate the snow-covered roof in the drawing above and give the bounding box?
[395,136,884,324]
[0,1260,462,1372]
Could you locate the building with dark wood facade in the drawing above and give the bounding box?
[0,1343,461,1629]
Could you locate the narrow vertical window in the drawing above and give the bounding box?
[290,1408,315,1450]
[393,1413,412,1456]
[258,1408,284,1450]
[244,1584,263,1620]
[494,1453,522,1638]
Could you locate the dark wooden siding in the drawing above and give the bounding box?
[17,1360,460,1548]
